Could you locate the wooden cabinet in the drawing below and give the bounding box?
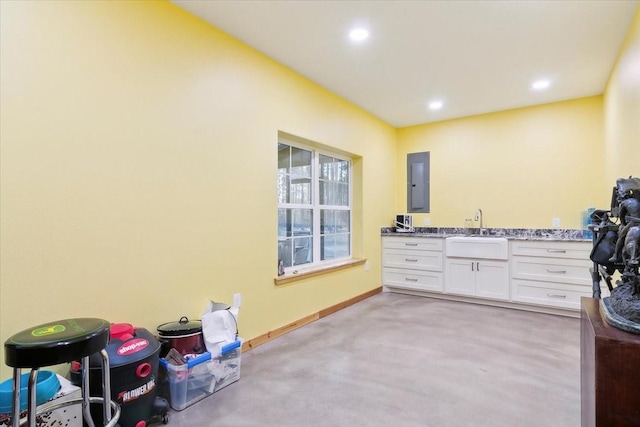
[446,258,510,300]
[581,297,640,426]
[382,236,444,293]
[510,240,593,310]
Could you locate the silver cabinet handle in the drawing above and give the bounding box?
[405,243,418,246]
[405,258,418,262]
[546,249,566,253]
[476,262,480,271]
[471,262,474,271]
[405,278,418,282]
[546,269,567,274]
[547,293,567,298]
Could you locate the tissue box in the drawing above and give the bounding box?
[159,340,241,411]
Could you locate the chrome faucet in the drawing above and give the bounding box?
[475,209,484,235]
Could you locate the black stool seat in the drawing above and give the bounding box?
[5,318,109,368]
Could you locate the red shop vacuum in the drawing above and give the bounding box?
[70,323,169,427]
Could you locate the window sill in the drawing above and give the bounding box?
[274,258,367,286]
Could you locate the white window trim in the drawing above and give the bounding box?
[274,258,366,285]
[278,138,353,275]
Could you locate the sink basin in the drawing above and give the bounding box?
[445,236,508,260]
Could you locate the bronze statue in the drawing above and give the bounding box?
[592,176,640,331]
[609,184,640,265]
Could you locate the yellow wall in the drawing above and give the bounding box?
[0,1,397,378]
[604,7,640,186]
[1,0,638,382]
[396,97,605,229]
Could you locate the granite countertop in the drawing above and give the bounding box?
[381,227,592,242]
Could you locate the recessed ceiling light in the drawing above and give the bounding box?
[349,28,369,42]
[429,101,443,110]
[532,79,551,90]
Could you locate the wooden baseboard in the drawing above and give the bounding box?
[241,286,382,352]
[241,312,319,351]
[318,287,382,318]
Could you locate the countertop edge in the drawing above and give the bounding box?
[380,227,591,242]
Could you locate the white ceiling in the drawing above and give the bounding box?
[172,0,638,128]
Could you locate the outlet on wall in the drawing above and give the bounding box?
[364,261,370,271]
[552,218,561,228]
[424,217,430,226]
[233,293,242,308]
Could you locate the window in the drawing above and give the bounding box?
[278,140,351,272]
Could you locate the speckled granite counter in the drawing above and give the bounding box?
[381,227,591,242]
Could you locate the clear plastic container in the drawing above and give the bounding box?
[159,340,241,411]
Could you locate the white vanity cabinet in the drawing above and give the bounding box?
[382,236,444,292]
[446,259,510,300]
[510,240,593,310]
[382,233,593,317]
[444,237,510,301]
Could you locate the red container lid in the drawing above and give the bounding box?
[110,323,134,340]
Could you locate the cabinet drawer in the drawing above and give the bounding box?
[383,268,443,292]
[510,240,591,260]
[383,249,443,271]
[511,278,591,310]
[382,236,443,251]
[511,256,591,286]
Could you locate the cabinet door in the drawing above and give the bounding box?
[476,260,510,301]
[407,151,430,213]
[445,259,476,296]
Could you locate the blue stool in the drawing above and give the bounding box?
[4,318,121,427]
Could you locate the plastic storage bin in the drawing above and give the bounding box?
[210,340,242,392]
[159,340,241,411]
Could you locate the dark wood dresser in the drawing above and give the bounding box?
[581,297,640,426]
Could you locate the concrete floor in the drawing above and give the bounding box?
[164,293,581,427]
